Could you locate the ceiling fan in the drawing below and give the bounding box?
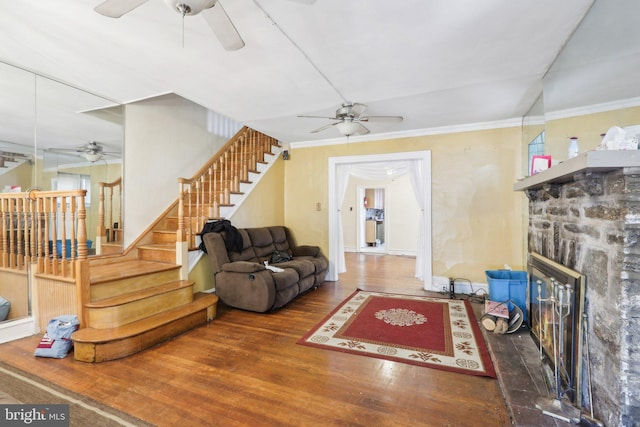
[48,141,120,163]
[0,151,32,168]
[298,102,404,137]
[94,0,245,51]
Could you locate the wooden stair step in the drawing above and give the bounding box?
[100,243,123,254]
[152,230,177,244]
[88,260,182,301]
[87,280,193,308]
[72,293,219,363]
[86,280,194,329]
[89,260,180,285]
[137,243,177,263]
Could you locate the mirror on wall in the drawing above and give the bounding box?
[0,60,123,250]
[541,0,640,157]
[0,60,123,325]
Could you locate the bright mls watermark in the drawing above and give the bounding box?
[1,404,69,426]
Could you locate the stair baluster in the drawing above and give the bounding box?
[176,127,279,249]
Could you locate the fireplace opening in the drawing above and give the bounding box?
[527,252,585,406]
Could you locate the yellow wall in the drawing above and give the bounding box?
[0,161,33,191]
[229,156,285,228]
[545,105,640,162]
[189,254,215,292]
[284,127,526,283]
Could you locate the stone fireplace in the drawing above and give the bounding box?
[515,150,640,426]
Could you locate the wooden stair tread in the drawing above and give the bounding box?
[73,293,218,343]
[87,280,193,308]
[138,243,175,250]
[89,260,180,285]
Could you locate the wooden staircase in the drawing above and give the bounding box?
[72,259,218,362]
[71,127,280,362]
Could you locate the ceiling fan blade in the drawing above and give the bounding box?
[297,115,339,120]
[360,115,404,123]
[48,148,77,153]
[354,122,370,136]
[311,123,340,133]
[94,0,150,18]
[202,3,245,51]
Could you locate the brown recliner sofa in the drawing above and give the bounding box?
[202,226,328,312]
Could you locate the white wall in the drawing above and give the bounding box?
[341,174,420,255]
[123,94,229,247]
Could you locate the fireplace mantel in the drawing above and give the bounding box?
[513,150,640,191]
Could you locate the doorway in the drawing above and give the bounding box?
[359,186,386,254]
[328,150,432,290]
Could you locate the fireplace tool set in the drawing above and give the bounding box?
[535,278,581,422]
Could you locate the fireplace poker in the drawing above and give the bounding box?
[552,280,561,399]
[580,313,605,427]
[536,279,546,360]
[535,279,580,423]
[555,283,573,391]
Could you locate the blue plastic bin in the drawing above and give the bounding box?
[485,270,527,321]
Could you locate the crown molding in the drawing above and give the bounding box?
[291,117,524,149]
[545,97,640,121]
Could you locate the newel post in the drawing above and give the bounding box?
[177,179,187,243]
[75,190,90,328]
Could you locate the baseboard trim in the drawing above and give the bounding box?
[0,316,36,344]
[431,276,488,296]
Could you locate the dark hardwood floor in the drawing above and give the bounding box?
[0,253,510,426]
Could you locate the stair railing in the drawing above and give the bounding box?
[0,188,88,278]
[97,177,123,250]
[177,127,278,248]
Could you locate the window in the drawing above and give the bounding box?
[52,172,91,206]
[528,131,545,176]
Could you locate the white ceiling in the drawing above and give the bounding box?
[0,0,598,148]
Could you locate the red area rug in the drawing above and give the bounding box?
[298,290,496,377]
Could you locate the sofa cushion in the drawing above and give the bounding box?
[228,229,258,263]
[246,228,277,260]
[273,284,300,309]
[274,259,315,280]
[270,268,300,291]
[295,255,328,274]
[268,226,292,252]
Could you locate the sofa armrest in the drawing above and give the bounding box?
[203,233,231,274]
[221,261,266,274]
[216,269,276,312]
[291,245,320,257]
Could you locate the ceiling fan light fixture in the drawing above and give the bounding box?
[164,0,216,16]
[336,121,361,137]
[82,152,102,162]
